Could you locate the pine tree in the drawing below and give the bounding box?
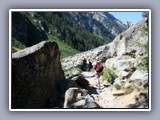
[142,12,149,18]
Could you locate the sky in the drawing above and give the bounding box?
[109,12,143,25]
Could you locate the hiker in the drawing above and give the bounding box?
[88,59,93,71]
[81,58,87,71]
[93,57,104,89]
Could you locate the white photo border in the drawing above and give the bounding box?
[9,9,151,111]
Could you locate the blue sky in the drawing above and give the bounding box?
[109,12,143,25]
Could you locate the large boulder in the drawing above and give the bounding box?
[105,55,138,78]
[130,69,148,81]
[102,18,148,59]
[129,70,148,89]
[63,88,88,108]
[12,41,65,108]
[84,96,100,108]
[63,87,100,108]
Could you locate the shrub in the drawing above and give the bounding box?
[137,22,149,72]
[102,67,116,84]
[114,84,121,90]
[137,42,148,72]
[12,37,25,53]
[65,67,82,77]
[141,26,148,37]
[138,55,148,72]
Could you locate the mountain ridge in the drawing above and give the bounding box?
[12,11,127,53]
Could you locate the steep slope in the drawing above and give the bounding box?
[62,18,148,71]
[12,12,48,47]
[12,12,127,53]
[72,12,127,37]
[11,12,79,58]
[62,18,149,108]
[68,12,127,41]
[48,34,79,58]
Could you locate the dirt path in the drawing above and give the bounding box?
[82,71,139,108]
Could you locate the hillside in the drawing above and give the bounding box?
[12,11,127,54]
[62,18,149,108]
[48,34,79,58]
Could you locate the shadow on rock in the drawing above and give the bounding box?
[88,86,98,95]
[127,92,149,108]
[76,76,90,88]
[103,84,110,88]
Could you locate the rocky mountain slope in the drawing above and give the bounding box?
[62,18,148,70]
[12,12,127,52]
[12,12,48,48]
[62,18,149,108]
[68,12,127,39]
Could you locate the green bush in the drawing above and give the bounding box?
[102,67,116,84]
[136,23,149,72]
[141,26,148,36]
[65,67,82,77]
[114,84,121,90]
[138,55,148,72]
[12,37,25,53]
[139,23,148,72]
[137,42,148,72]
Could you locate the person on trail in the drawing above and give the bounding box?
[88,59,93,72]
[86,59,93,72]
[82,58,87,71]
[93,57,104,89]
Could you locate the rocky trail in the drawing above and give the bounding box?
[81,71,138,108]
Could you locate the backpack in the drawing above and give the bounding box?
[94,62,103,72]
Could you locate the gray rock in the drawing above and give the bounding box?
[124,82,133,89]
[129,69,148,89]
[105,56,137,78]
[101,18,148,59]
[130,70,148,81]
[63,88,79,108]
[63,88,88,108]
[71,99,86,108]
[12,41,65,109]
[63,87,100,108]
[113,78,122,85]
[84,96,100,108]
[68,95,100,109]
[113,78,128,87]
[128,92,148,108]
